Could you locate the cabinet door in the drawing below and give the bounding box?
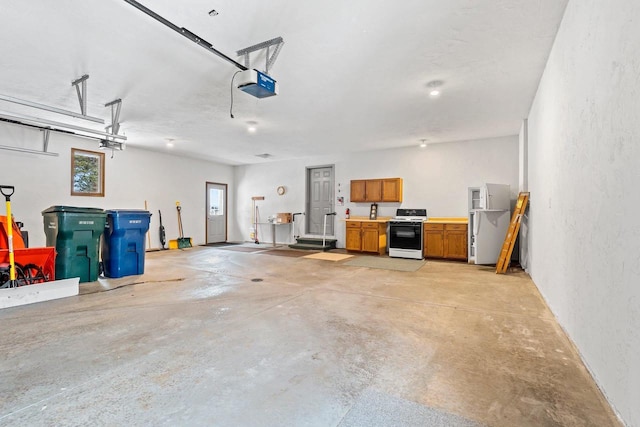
[350,180,367,202]
[381,178,403,202]
[346,222,362,251]
[361,227,380,253]
[365,180,382,202]
[444,231,468,260]
[424,230,445,258]
[346,227,362,251]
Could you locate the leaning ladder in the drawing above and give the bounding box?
[496,192,530,274]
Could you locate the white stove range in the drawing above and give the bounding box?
[389,209,427,259]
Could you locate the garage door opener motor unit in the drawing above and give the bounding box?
[236,69,278,98]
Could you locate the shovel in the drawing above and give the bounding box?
[175,202,192,249]
[0,185,17,288]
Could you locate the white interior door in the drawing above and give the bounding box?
[206,182,227,243]
[307,166,334,235]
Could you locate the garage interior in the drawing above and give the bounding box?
[0,1,638,426]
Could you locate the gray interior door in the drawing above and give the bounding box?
[206,182,227,243]
[307,166,334,235]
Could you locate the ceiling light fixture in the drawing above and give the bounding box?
[426,80,444,98]
[248,126,257,133]
[419,139,428,148]
[208,9,218,16]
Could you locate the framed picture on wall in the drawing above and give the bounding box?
[369,203,378,220]
[71,148,105,197]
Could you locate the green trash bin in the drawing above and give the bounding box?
[42,206,107,283]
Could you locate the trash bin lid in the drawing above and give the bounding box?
[106,210,152,216]
[42,206,106,214]
[106,209,151,214]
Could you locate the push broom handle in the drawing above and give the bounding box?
[0,185,16,282]
[0,185,14,200]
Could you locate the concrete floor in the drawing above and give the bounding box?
[0,245,620,426]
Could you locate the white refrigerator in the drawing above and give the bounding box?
[468,184,511,264]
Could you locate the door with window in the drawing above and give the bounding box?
[206,182,227,243]
[307,166,334,235]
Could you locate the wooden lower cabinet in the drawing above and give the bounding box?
[345,224,363,251]
[443,223,468,260]
[425,227,445,258]
[345,221,387,255]
[424,222,468,261]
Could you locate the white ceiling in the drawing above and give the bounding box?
[0,0,568,165]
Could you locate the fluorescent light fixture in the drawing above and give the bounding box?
[99,139,125,150]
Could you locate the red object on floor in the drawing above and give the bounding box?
[0,215,26,249]
[0,247,56,282]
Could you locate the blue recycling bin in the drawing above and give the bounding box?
[101,210,152,278]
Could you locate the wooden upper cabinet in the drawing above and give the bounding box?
[350,180,367,202]
[366,180,382,202]
[350,178,402,202]
[381,178,403,202]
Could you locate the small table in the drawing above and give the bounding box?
[257,222,292,247]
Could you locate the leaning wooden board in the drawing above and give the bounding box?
[496,192,530,274]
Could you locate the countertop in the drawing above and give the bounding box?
[426,217,468,224]
[344,216,392,223]
[344,216,467,224]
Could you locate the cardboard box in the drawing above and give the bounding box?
[276,213,292,223]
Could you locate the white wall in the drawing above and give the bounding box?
[518,119,530,270]
[234,135,519,246]
[0,123,234,249]
[526,1,640,425]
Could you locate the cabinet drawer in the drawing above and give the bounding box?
[346,221,361,228]
[362,222,379,229]
[424,223,444,231]
[445,223,467,231]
